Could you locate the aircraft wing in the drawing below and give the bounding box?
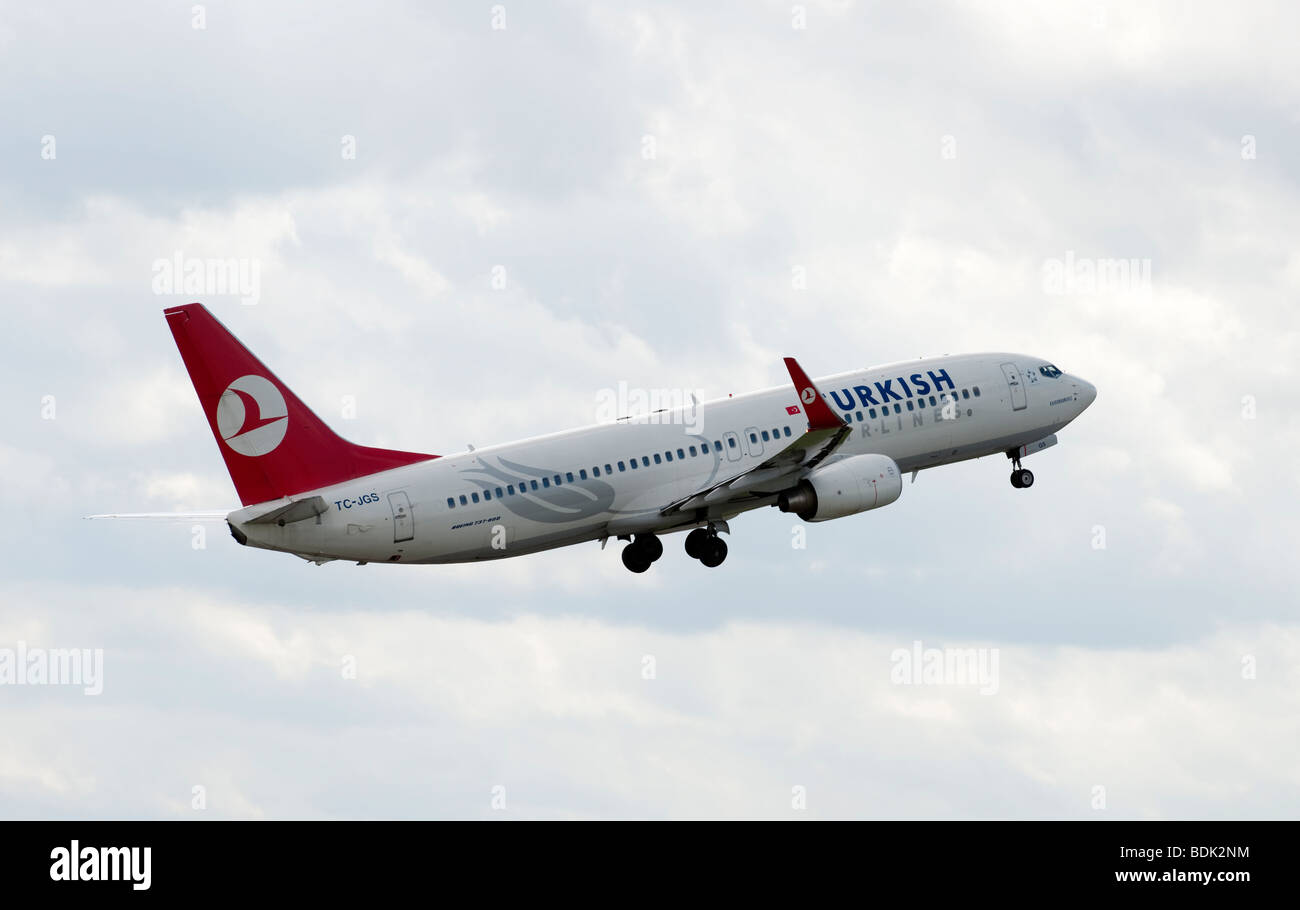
[660,357,850,515]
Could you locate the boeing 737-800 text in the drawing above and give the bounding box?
[98,304,1096,573]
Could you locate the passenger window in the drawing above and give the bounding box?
[906,400,914,411]
[530,480,539,491]
[654,453,662,464]
[973,386,980,397]
[929,395,936,406]
[507,485,515,495]
[784,426,791,437]
[664,451,673,462]
[553,474,562,485]
[962,389,970,399]
[446,497,455,508]
[483,490,491,500]
[542,478,550,488]
[580,469,588,480]
[618,461,626,471]
[894,404,901,414]
[629,459,637,470]
[642,456,650,467]
[855,411,862,422]
[566,472,574,482]
[749,433,757,443]
[495,487,503,498]
[761,430,770,442]
[869,408,877,418]
[689,446,697,456]
[717,440,726,451]
[677,448,685,459]
[471,492,480,503]
[605,464,612,474]
[459,494,467,506]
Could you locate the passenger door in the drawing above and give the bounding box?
[1000,362,1027,411]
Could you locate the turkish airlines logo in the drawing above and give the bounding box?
[215,375,288,456]
[800,387,816,404]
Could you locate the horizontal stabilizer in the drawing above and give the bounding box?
[245,496,329,525]
[84,511,230,522]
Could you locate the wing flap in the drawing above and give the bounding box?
[661,358,850,515]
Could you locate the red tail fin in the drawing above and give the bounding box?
[165,303,436,506]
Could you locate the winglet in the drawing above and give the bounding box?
[783,357,845,430]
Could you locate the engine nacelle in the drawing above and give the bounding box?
[776,454,903,522]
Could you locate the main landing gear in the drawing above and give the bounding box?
[619,526,729,572]
[1007,450,1034,489]
[684,526,728,568]
[620,533,663,573]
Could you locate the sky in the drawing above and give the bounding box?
[1,0,1297,819]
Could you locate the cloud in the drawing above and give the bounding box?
[1,581,1295,818]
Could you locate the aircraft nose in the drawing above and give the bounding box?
[1076,378,1097,409]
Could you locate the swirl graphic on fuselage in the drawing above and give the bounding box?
[461,456,617,524]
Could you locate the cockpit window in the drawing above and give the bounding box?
[1039,364,1062,378]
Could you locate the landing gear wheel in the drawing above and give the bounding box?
[1008,448,1034,489]
[684,528,710,559]
[699,535,728,568]
[621,544,651,573]
[637,533,663,563]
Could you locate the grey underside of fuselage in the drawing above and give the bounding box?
[412,502,765,563]
[412,421,1065,565]
[893,421,1067,473]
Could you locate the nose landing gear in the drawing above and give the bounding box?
[1007,449,1034,488]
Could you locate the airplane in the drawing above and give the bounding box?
[94,303,1096,573]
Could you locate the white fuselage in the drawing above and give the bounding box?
[228,353,1095,564]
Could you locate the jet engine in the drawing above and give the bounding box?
[776,454,903,522]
